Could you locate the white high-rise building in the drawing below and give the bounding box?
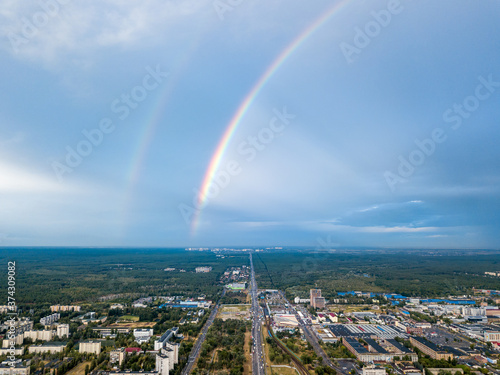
[56,324,70,338]
[155,353,170,375]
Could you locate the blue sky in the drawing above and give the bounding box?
[0,0,499,248]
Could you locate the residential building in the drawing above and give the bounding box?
[154,328,178,351]
[156,343,179,375]
[2,334,23,348]
[0,306,17,314]
[110,348,126,366]
[23,330,54,342]
[40,313,60,326]
[2,319,32,335]
[314,297,326,309]
[195,267,212,273]
[56,324,70,338]
[0,349,23,356]
[310,289,325,309]
[79,340,101,355]
[0,363,29,375]
[50,305,81,312]
[155,353,170,375]
[29,342,67,354]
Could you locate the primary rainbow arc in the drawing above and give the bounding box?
[191,0,352,234]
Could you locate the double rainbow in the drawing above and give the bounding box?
[191,0,351,234]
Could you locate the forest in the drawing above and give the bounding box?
[252,250,500,298]
[2,248,500,306]
[0,248,248,305]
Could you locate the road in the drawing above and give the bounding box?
[282,294,346,374]
[181,290,224,375]
[250,253,266,375]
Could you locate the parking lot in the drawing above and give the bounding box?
[337,359,359,375]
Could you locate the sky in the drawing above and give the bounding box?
[0,0,499,248]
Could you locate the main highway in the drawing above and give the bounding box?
[250,253,266,375]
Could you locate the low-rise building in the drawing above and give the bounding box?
[0,349,23,356]
[0,362,29,375]
[133,329,153,344]
[343,337,418,363]
[293,297,310,304]
[410,337,453,360]
[363,366,387,375]
[29,342,67,354]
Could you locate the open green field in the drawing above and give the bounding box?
[120,315,140,321]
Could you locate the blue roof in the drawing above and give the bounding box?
[421,299,475,305]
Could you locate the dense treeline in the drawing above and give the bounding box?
[253,251,500,297]
[0,248,248,304]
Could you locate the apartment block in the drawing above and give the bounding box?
[79,340,101,355]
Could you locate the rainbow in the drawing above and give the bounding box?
[120,36,202,234]
[191,0,352,234]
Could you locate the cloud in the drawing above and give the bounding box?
[0,0,213,66]
[0,161,67,193]
[0,131,25,147]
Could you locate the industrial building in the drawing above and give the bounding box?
[343,337,418,363]
[328,324,407,340]
[410,337,453,360]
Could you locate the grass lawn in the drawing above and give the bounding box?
[66,361,91,375]
[119,315,140,321]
